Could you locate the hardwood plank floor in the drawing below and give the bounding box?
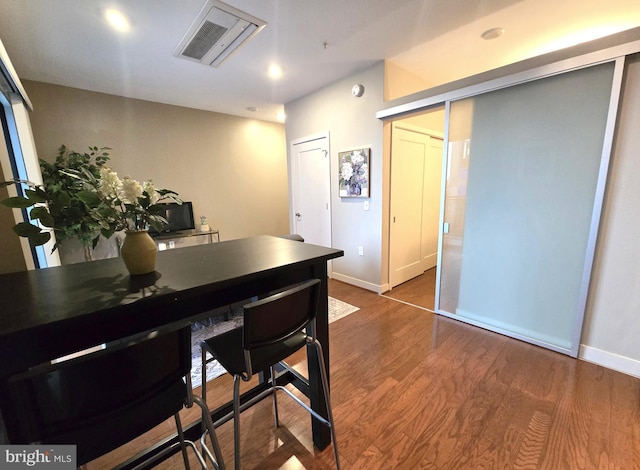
[87,279,640,469]
[383,268,436,310]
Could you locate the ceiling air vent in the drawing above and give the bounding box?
[174,0,266,67]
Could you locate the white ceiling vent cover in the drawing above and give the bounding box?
[174,0,266,67]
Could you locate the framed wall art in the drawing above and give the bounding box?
[338,147,370,197]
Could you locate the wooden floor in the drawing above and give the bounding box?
[383,268,436,310]
[88,279,640,469]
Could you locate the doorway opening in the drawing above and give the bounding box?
[386,105,445,311]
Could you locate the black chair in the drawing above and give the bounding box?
[0,324,225,470]
[200,278,340,470]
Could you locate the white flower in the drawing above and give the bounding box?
[351,151,364,165]
[119,176,143,204]
[340,162,354,181]
[358,163,368,183]
[98,166,121,199]
[143,180,158,205]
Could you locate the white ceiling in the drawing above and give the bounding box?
[0,0,639,123]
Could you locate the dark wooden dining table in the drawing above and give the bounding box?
[0,235,343,464]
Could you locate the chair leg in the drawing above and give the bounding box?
[200,346,210,466]
[312,339,341,470]
[174,412,192,470]
[233,375,242,470]
[201,346,208,406]
[193,395,225,470]
[197,346,226,470]
[270,365,279,427]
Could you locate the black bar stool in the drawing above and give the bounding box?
[200,279,340,470]
[0,324,225,469]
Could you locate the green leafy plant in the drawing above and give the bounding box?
[1,145,111,253]
[0,182,53,247]
[1,145,181,259]
[41,145,112,249]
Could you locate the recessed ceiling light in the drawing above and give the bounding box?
[268,64,283,79]
[276,111,286,122]
[481,27,504,40]
[104,9,130,33]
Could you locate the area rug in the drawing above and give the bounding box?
[189,296,359,388]
[327,296,360,323]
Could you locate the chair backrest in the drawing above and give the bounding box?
[277,234,304,242]
[242,279,320,351]
[0,324,192,465]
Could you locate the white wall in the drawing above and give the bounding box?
[581,54,640,376]
[285,62,385,291]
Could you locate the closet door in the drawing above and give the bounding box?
[421,136,443,273]
[389,126,429,288]
[437,61,621,356]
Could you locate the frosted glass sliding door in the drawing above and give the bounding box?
[438,62,618,355]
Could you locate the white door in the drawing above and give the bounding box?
[290,134,331,248]
[390,126,427,287]
[389,125,442,288]
[421,137,443,271]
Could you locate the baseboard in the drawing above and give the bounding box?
[330,272,383,293]
[579,344,640,378]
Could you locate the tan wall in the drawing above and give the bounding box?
[22,81,289,244]
[384,61,430,101]
[396,107,446,134]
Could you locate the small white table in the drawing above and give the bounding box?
[153,229,220,250]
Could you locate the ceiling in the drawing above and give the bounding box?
[0,0,639,123]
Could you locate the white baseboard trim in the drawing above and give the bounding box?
[579,344,640,378]
[330,272,383,293]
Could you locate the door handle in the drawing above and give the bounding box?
[295,212,301,219]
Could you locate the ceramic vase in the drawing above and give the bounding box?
[348,182,362,196]
[121,229,158,275]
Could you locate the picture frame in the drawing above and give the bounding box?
[338,147,370,197]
